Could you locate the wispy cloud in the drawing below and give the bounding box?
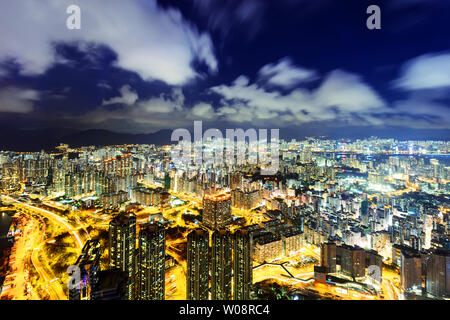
[258,57,318,88]
[394,52,450,90]
[73,87,189,132]
[388,52,450,128]
[103,85,139,106]
[210,69,386,126]
[0,0,217,85]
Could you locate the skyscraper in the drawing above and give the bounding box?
[187,229,210,300]
[202,192,232,229]
[137,223,166,300]
[232,229,253,300]
[109,212,137,300]
[211,229,232,300]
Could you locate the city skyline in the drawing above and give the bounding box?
[0,137,448,301]
[0,0,449,306]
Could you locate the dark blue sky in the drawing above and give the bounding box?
[0,0,449,139]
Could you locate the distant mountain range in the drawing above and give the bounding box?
[0,127,173,152]
[0,126,448,152]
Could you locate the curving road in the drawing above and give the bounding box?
[3,195,82,300]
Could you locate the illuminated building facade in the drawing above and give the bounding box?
[232,229,253,300]
[102,190,129,209]
[252,223,303,263]
[187,229,210,300]
[202,192,232,229]
[231,189,261,210]
[211,229,232,300]
[109,212,137,300]
[365,250,383,282]
[282,228,303,256]
[253,234,283,263]
[137,223,166,300]
[131,186,170,208]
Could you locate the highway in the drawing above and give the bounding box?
[30,242,67,300]
[2,195,82,300]
[1,213,36,299]
[0,212,64,300]
[14,201,83,250]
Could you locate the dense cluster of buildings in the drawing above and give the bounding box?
[70,212,167,300]
[1,137,449,300]
[187,192,253,300]
[70,193,254,300]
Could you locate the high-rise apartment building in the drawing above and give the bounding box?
[202,192,232,229]
[211,229,232,300]
[187,229,210,300]
[232,189,261,210]
[109,212,137,299]
[233,229,253,300]
[137,223,166,300]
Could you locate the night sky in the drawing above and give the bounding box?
[0,0,449,140]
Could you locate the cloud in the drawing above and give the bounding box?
[210,69,387,126]
[31,62,448,132]
[0,87,39,113]
[97,82,113,90]
[388,52,450,127]
[104,86,184,115]
[189,102,217,120]
[138,88,184,114]
[382,96,450,129]
[103,85,138,106]
[73,87,190,132]
[0,0,217,85]
[315,70,386,113]
[258,57,318,88]
[394,52,450,90]
[217,103,255,123]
